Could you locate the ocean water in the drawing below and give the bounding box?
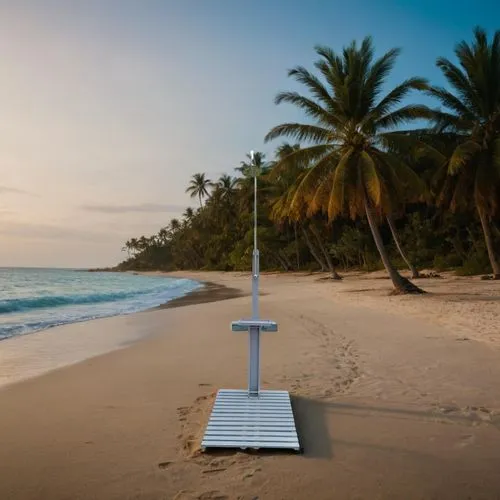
[0,268,201,341]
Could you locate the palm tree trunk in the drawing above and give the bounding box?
[301,227,326,271]
[294,222,300,270]
[276,253,289,271]
[278,250,292,271]
[309,224,342,280]
[386,215,420,279]
[477,206,500,279]
[364,201,424,294]
[198,194,202,208]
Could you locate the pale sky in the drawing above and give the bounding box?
[0,0,497,268]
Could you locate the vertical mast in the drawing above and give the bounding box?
[249,150,260,395]
[251,150,259,321]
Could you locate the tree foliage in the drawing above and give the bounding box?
[117,29,500,286]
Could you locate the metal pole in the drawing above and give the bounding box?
[249,151,260,396]
[252,171,259,319]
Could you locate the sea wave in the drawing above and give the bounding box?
[0,275,202,340]
[0,287,169,314]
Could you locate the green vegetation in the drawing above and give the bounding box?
[117,28,500,292]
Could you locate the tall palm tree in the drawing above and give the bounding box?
[426,27,500,278]
[186,173,212,207]
[265,37,431,293]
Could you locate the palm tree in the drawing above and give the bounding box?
[121,243,131,258]
[216,174,238,199]
[265,37,431,293]
[425,27,500,278]
[157,227,169,245]
[268,142,342,278]
[170,218,181,234]
[186,173,212,207]
[182,207,195,224]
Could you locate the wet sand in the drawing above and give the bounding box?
[157,281,246,309]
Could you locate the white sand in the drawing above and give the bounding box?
[0,270,499,499]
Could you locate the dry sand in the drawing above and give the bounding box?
[0,270,500,499]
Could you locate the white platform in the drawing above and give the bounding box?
[201,389,300,451]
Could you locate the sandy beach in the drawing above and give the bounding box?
[1,271,500,499]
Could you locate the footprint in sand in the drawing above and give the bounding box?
[241,467,262,480]
[177,406,190,422]
[456,434,475,448]
[197,491,229,500]
[158,461,172,470]
[202,467,227,475]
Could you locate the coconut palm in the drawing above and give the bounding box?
[182,207,195,224]
[157,227,169,245]
[425,27,500,278]
[170,218,181,233]
[265,37,431,293]
[267,142,342,277]
[186,173,212,207]
[215,174,238,199]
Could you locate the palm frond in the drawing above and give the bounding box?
[274,92,333,125]
[375,104,434,130]
[382,150,426,201]
[448,140,481,174]
[359,151,381,206]
[426,86,475,119]
[325,147,355,219]
[377,131,442,164]
[365,77,429,126]
[267,144,335,181]
[287,66,334,110]
[436,57,482,116]
[291,151,339,213]
[264,123,332,143]
[314,45,346,98]
[363,47,400,108]
[429,109,473,133]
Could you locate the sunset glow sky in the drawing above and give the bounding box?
[1,0,498,267]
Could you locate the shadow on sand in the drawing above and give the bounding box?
[201,395,497,460]
[291,395,498,458]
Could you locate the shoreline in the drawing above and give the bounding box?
[0,277,241,389]
[0,271,204,344]
[156,280,246,310]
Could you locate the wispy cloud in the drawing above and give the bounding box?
[0,185,32,196]
[81,203,186,214]
[0,220,118,242]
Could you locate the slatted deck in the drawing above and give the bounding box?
[201,389,300,451]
